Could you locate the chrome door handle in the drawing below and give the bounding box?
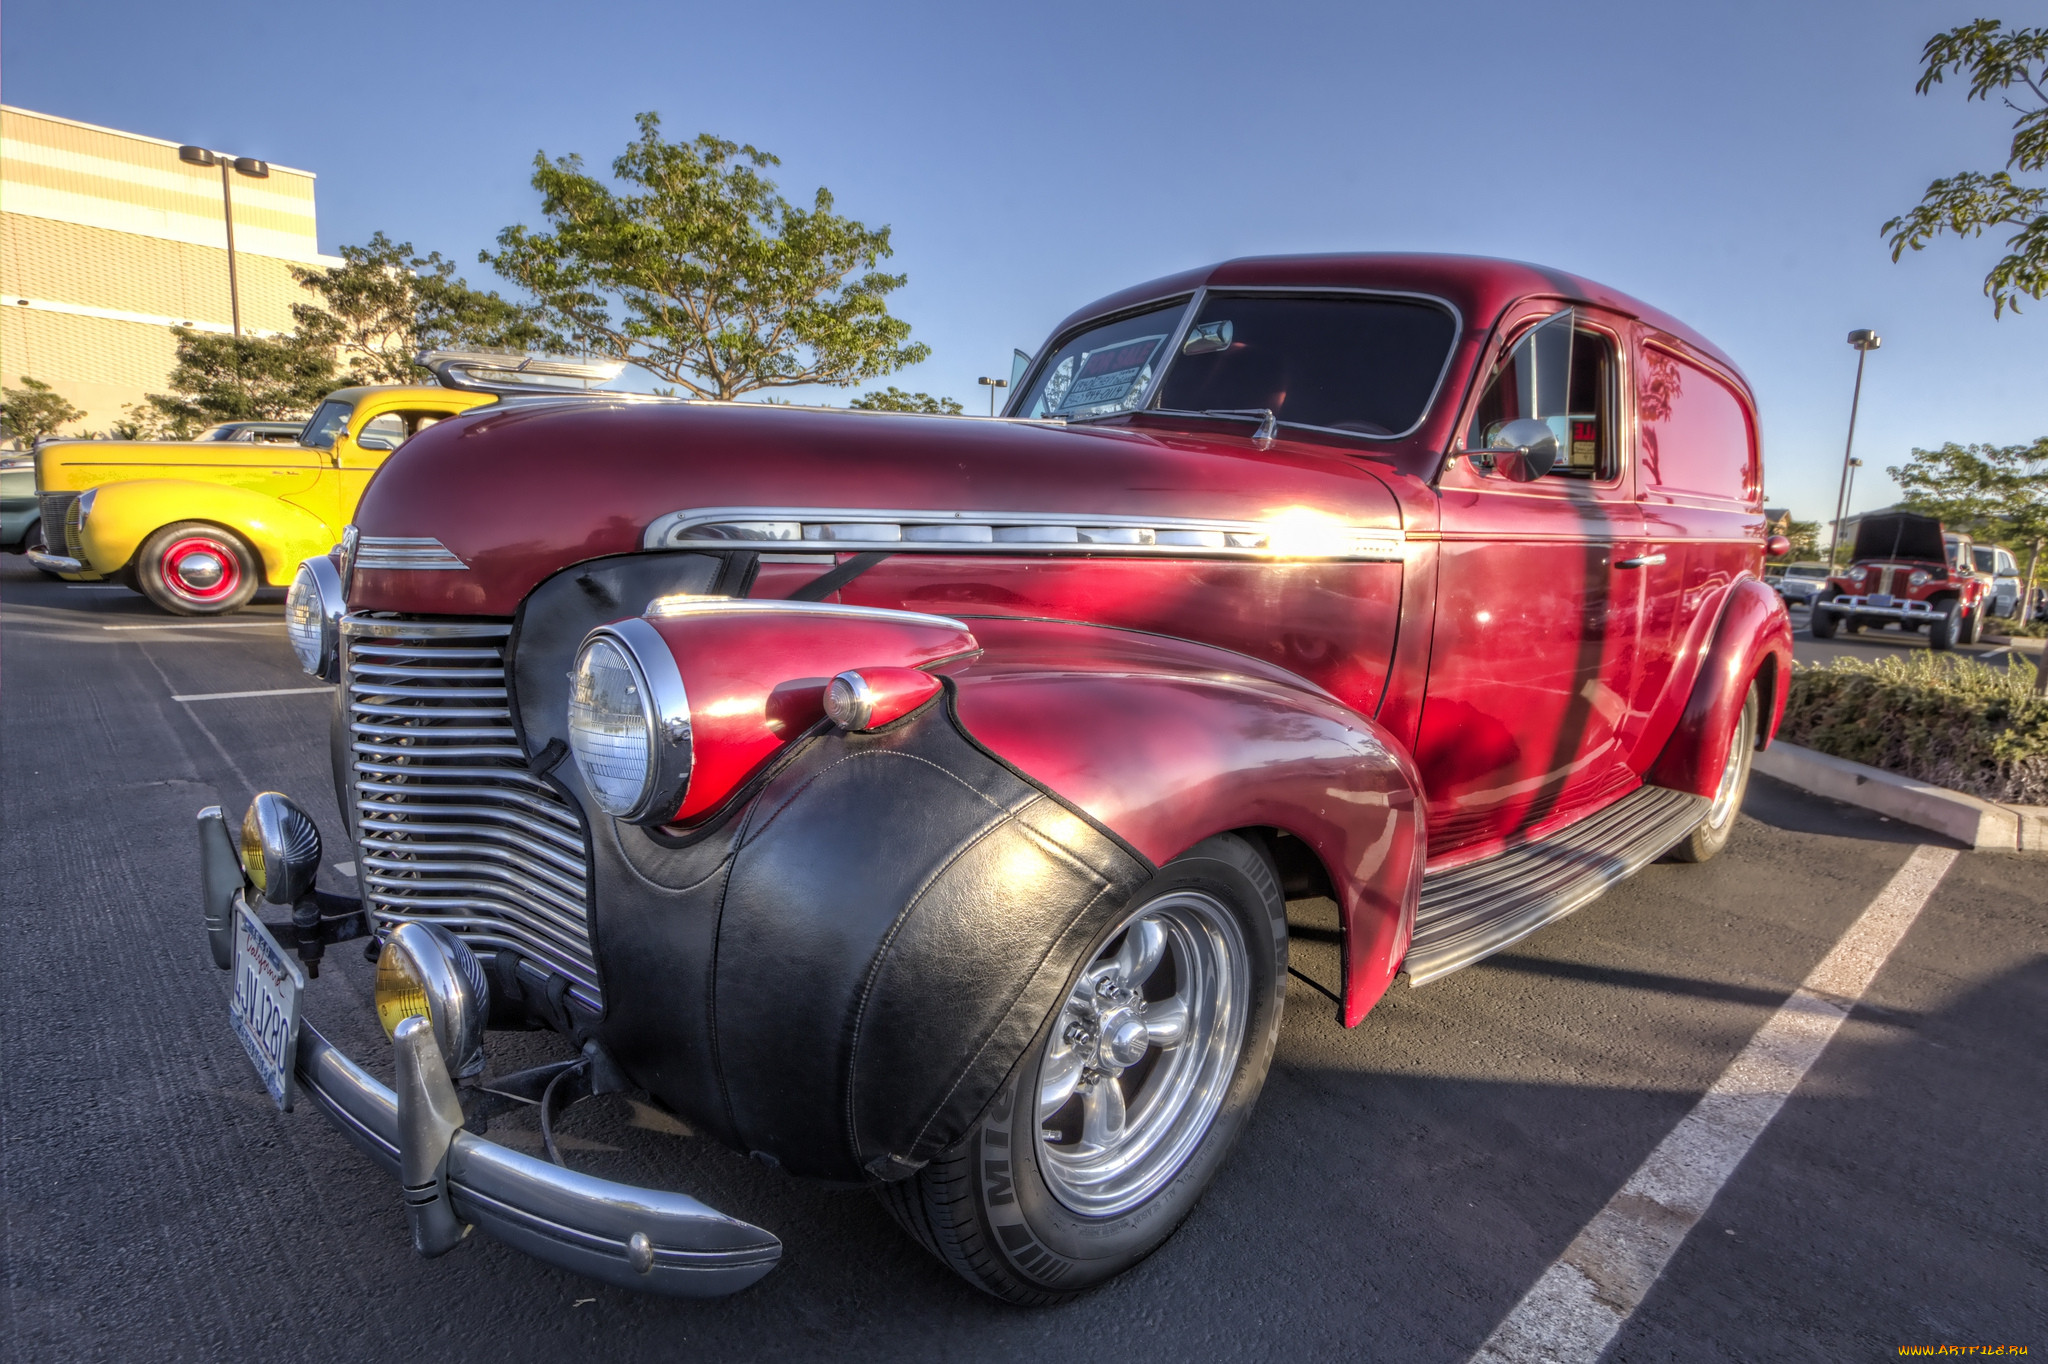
[1616,553,1666,569]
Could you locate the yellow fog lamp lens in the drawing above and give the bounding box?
[239,792,322,905]
[375,941,434,1038]
[373,921,492,1079]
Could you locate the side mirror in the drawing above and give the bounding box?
[1765,535,1792,558]
[1472,418,1558,482]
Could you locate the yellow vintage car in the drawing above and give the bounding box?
[32,381,498,614]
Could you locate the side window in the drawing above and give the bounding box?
[1639,345,1756,501]
[355,410,450,451]
[1465,313,1617,480]
[358,413,408,449]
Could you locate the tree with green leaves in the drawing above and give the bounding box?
[488,114,930,400]
[1890,439,2048,546]
[1784,519,1821,560]
[0,377,84,445]
[1883,19,2048,316]
[850,387,962,414]
[292,232,557,385]
[141,329,339,435]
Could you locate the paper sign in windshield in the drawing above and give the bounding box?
[1054,335,1166,415]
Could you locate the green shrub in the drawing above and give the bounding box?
[1779,653,2048,805]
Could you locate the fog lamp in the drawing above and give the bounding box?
[285,555,345,681]
[374,921,489,1079]
[824,667,944,731]
[240,792,322,905]
[566,620,692,823]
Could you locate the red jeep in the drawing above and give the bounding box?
[1810,511,1990,648]
[203,254,1792,1303]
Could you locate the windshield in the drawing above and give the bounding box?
[1015,301,1187,419]
[1013,291,1458,439]
[298,401,351,451]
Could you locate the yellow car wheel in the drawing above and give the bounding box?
[135,521,260,616]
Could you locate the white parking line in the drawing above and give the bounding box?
[173,687,330,702]
[65,585,130,590]
[103,620,281,631]
[1471,844,1959,1364]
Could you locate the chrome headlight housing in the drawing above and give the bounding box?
[566,618,692,824]
[1908,569,1930,588]
[336,524,360,595]
[285,555,345,681]
[375,920,490,1079]
[240,791,322,905]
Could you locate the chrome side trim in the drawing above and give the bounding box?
[355,536,468,571]
[642,507,1405,562]
[293,1023,782,1296]
[642,595,973,630]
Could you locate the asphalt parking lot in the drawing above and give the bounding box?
[1785,598,2042,670]
[3,558,2042,1363]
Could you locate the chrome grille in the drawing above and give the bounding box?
[343,616,601,1010]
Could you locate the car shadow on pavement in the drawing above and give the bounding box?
[1740,770,1954,847]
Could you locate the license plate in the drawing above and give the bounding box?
[1869,593,1894,608]
[230,902,305,1111]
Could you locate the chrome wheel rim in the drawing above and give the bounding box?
[160,534,240,604]
[1034,890,1249,1217]
[1704,701,1754,831]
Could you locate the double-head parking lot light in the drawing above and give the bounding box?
[1828,329,1881,572]
[178,144,271,338]
[977,375,1009,417]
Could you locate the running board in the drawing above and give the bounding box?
[1404,785,1710,986]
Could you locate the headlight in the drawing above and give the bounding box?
[240,792,322,905]
[1908,569,1930,587]
[1846,567,1867,583]
[374,921,489,1078]
[285,555,344,681]
[566,619,692,823]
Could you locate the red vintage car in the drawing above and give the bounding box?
[1809,511,1991,648]
[202,253,1792,1304]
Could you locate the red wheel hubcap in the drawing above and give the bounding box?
[160,535,241,603]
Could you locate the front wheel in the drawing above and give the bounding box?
[134,521,260,615]
[1668,682,1758,864]
[879,833,1288,1304]
[1810,589,1843,638]
[1957,601,1985,645]
[1928,603,1960,651]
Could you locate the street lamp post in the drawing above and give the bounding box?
[177,145,271,339]
[1828,328,1881,571]
[977,376,1009,417]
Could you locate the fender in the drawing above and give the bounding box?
[1646,576,1793,797]
[74,478,336,583]
[943,617,1427,1028]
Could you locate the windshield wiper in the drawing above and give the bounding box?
[1146,407,1280,448]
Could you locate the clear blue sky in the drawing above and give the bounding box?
[7,0,2044,530]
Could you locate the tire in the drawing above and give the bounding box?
[878,832,1288,1304]
[1957,601,1985,646]
[134,521,260,616]
[1809,596,1838,639]
[1668,683,1759,864]
[1927,603,1959,652]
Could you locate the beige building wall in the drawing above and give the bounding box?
[0,105,342,436]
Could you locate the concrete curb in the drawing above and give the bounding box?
[1755,741,2046,854]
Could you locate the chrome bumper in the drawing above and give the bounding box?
[26,547,84,574]
[198,805,780,1297]
[294,1021,781,1296]
[1814,595,1940,621]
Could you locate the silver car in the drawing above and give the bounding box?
[1972,544,2022,618]
[1773,562,1831,607]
